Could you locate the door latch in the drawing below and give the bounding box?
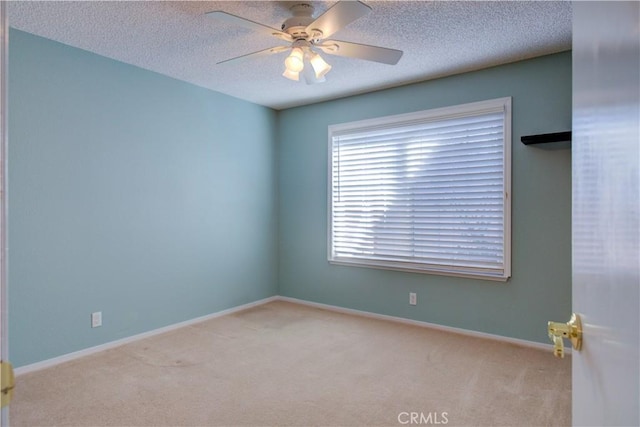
[548,313,582,358]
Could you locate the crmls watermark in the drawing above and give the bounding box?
[397,411,449,425]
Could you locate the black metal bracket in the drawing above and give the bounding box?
[521,131,571,145]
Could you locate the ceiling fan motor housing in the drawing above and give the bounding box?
[282,3,319,40]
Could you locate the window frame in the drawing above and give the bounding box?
[327,97,512,281]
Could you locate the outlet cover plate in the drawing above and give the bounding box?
[91,311,102,328]
[409,293,417,305]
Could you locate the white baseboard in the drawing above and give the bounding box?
[16,294,566,375]
[15,296,279,376]
[276,296,566,354]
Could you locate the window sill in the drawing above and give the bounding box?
[329,258,510,282]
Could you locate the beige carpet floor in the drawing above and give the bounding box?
[10,300,571,426]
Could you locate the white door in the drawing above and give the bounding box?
[572,1,639,425]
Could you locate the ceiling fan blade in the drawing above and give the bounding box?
[305,1,371,40]
[317,40,403,65]
[217,46,290,65]
[206,11,293,43]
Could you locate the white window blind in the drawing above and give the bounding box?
[329,98,511,280]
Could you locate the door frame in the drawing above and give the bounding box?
[0,1,8,425]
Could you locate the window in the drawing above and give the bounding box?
[328,98,511,281]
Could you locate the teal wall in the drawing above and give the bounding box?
[8,30,279,367]
[277,52,572,344]
[9,28,572,367]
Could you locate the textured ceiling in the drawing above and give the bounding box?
[8,1,572,110]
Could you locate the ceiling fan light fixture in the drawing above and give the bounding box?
[209,1,404,84]
[284,47,304,73]
[282,68,300,81]
[309,52,332,79]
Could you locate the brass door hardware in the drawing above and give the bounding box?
[548,313,583,358]
[1,360,14,408]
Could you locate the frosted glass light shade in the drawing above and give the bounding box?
[309,52,332,78]
[282,68,300,81]
[284,48,304,73]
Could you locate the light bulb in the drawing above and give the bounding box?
[284,48,304,73]
[309,52,332,79]
[282,68,300,81]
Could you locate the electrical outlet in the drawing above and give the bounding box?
[91,311,102,328]
[409,292,417,306]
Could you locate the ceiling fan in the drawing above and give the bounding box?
[206,1,403,84]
